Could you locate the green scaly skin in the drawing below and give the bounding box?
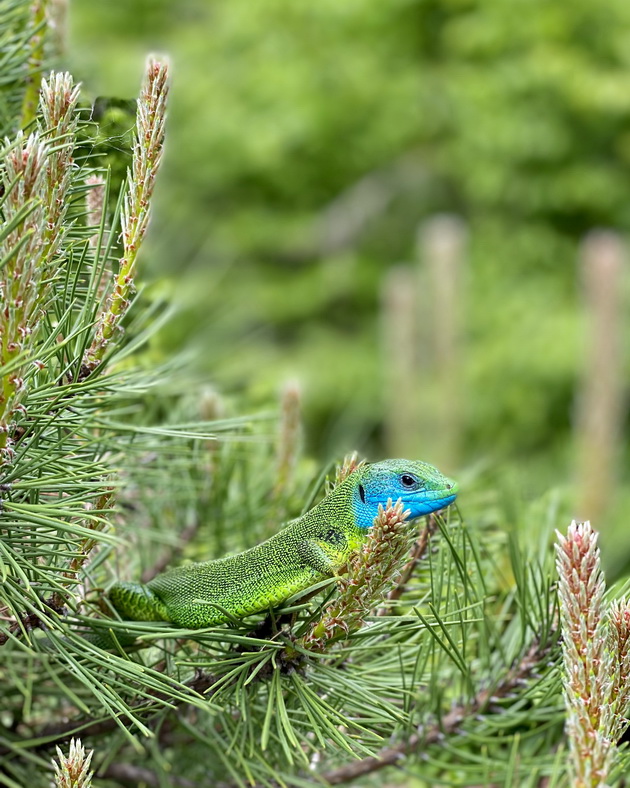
[109,459,458,629]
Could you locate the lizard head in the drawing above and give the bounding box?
[352,459,458,529]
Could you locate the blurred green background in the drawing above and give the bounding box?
[68,0,630,570]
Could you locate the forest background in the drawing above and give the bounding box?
[69,0,630,576]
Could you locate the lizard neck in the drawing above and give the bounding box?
[352,488,377,530]
[318,474,367,533]
[300,475,364,536]
[334,474,373,531]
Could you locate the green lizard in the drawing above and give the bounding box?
[108,459,457,629]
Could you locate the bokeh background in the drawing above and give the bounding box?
[68,0,630,572]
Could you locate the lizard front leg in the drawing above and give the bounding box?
[296,527,351,576]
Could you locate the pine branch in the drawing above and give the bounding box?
[320,638,550,785]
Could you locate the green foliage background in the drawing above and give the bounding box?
[69,0,630,568]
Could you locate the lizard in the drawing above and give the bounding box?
[107,458,458,629]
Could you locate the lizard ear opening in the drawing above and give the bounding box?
[359,484,366,504]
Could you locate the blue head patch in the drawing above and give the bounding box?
[352,459,457,530]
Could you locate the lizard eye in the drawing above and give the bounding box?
[400,474,417,488]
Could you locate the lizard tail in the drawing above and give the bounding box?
[109,581,170,622]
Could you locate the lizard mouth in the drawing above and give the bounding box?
[367,484,458,508]
[430,492,457,509]
[400,484,458,515]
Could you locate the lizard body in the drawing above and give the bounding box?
[109,459,457,628]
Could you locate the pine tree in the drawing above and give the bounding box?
[1,4,630,787]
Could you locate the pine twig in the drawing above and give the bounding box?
[81,57,169,376]
[52,738,93,788]
[0,596,64,647]
[302,499,411,650]
[555,520,615,787]
[609,599,630,739]
[51,488,115,608]
[321,639,550,785]
[0,131,48,461]
[376,513,438,616]
[325,451,365,494]
[0,71,79,462]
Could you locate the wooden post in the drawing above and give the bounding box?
[381,215,466,465]
[274,379,302,500]
[382,265,421,458]
[418,215,467,472]
[575,230,626,525]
